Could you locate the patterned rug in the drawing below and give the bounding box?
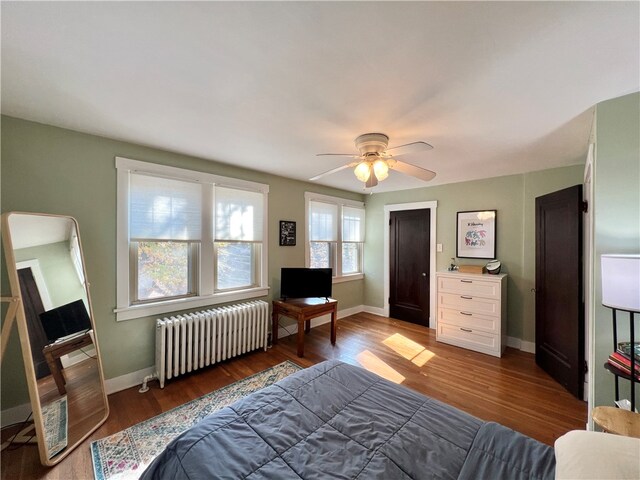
[42,396,68,459]
[90,361,302,480]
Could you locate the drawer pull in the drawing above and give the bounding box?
[460,312,473,316]
[460,295,473,299]
[461,279,473,283]
[460,328,473,333]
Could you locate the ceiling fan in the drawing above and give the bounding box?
[310,133,436,188]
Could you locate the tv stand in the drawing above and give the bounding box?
[272,297,337,357]
[42,331,93,395]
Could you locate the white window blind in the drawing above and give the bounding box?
[342,206,365,242]
[309,201,338,241]
[215,186,263,241]
[130,174,202,240]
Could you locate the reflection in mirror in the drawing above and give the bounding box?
[3,213,108,465]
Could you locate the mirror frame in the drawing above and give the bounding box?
[1,212,109,466]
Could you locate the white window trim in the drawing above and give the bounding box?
[383,201,437,326]
[304,192,365,282]
[115,157,269,321]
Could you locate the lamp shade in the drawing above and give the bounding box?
[601,254,640,312]
[354,162,371,182]
[372,160,389,181]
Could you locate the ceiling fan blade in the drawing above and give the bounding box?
[385,141,433,157]
[316,153,360,159]
[309,162,358,181]
[392,160,437,182]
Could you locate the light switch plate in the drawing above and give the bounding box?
[436,243,443,252]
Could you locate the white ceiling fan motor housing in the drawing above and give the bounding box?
[355,133,389,155]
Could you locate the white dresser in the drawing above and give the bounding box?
[435,271,507,357]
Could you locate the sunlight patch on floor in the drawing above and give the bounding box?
[355,350,406,384]
[382,333,436,367]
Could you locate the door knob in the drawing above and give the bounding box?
[421,272,427,277]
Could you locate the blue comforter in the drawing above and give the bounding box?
[141,360,555,479]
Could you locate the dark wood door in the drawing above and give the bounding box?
[390,209,430,326]
[18,267,51,379]
[535,185,584,399]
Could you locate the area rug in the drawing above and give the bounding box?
[90,361,302,480]
[41,395,68,459]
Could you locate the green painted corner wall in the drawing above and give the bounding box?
[593,92,640,407]
[363,164,585,342]
[15,241,87,310]
[0,115,364,409]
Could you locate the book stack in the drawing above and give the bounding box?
[607,342,640,380]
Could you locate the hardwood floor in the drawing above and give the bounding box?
[1,312,587,479]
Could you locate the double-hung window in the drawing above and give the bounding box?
[306,192,365,280]
[129,174,201,303]
[214,187,263,291]
[116,157,269,321]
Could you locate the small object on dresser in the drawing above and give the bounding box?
[486,260,501,274]
[458,264,486,274]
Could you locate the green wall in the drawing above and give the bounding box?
[14,241,88,310]
[0,116,364,409]
[364,165,585,342]
[593,92,640,407]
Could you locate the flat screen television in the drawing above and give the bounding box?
[39,299,92,343]
[280,268,332,299]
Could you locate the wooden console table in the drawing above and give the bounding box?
[42,331,93,395]
[272,298,337,357]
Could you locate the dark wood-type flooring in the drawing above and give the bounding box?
[2,312,587,479]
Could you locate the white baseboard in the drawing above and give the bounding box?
[362,305,387,316]
[276,304,365,340]
[105,366,156,395]
[507,336,536,354]
[1,402,32,428]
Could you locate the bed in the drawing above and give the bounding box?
[140,360,556,479]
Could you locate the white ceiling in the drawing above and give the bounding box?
[1,2,638,193]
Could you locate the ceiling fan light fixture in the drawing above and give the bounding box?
[354,162,371,182]
[372,159,389,181]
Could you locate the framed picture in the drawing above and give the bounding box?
[279,220,296,246]
[456,210,497,259]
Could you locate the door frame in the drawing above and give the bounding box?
[383,201,438,326]
[584,142,596,425]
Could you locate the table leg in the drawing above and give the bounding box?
[297,317,305,357]
[45,352,66,395]
[330,307,337,345]
[304,320,311,333]
[272,308,279,345]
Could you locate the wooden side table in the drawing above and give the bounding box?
[42,331,93,395]
[592,406,640,438]
[272,298,337,357]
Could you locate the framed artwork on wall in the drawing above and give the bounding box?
[456,210,497,259]
[279,220,296,246]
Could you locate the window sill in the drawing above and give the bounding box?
[114,286,270,321]
[333,273,364,284]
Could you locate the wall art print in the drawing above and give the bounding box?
[456,210,497,259]
[279,220,296,246]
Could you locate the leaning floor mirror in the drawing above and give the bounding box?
[1,212,109,466]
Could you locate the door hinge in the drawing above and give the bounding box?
[389,219,392,226]
[584,361,588,374]
[581,201,588,213]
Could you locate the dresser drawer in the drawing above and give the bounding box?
[437,308,498,334]
[438,292,500,316]
[437,323,500,356]
[437,275,501,299]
